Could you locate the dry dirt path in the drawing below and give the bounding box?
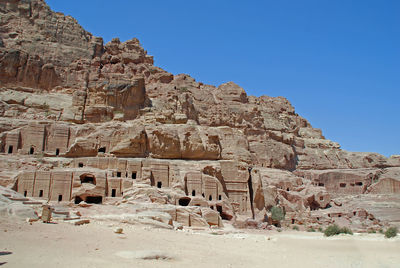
[1,219,399,268]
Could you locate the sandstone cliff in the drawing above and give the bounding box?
[0,0,399,230]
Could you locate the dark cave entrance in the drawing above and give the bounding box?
[86,196,102,204]
[179,197,191,206]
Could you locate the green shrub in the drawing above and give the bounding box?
[318,227,323,232]
[384,227,398,238]
[324,224,353,237]
[292,225,299,231]
[379,228,384,234]
[270,206,285,222]
[307,228,316,232]
[367,229,376,234]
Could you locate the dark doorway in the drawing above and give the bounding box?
[75,196,83,204]
[150,172,155,186]
[179,197,191,206]
[86,196,102,204]
[218,195,222,200]
[24,191,27,197]
[111,189,116,197]
[39,190,43,197]
[78,162,83,168]
[132,172,137,179]
[29,147,34,155]
[98,147,106,153]
[216,205,232,220]
[8,145,13,154]
[116,172,121,178]
[157,181,162,188]
[192,190,196,196]
[80,174,96,185]
[217,205,222,214]
[209,195,212,201]
[55,148,60,156]
[58,195,62,202]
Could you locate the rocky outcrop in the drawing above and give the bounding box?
[0,0,398,231]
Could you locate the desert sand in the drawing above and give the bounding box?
[1,218,399,268]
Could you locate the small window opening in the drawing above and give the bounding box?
[111,189,116,197]
[338,214,342,218]
[117,172,121,178]
[210,206,214,210]
[29,147,34,155]
[98,147,106,153]
[202,193,205,197]
[131,172,137,179]
[218,195,222,200]
[58,195,62,202]
[157,181,162,188]
[78,162,83,168]
[353,212,356,216]
[39,190,43,197]
[316,217,320,220]
[8,145,13,154]
[355,182,363,186]
[24,191,27,197]
[319,196,323,201]
[192,190,196,196]
[55,148,60,156]
[291,219,295,224]
[209,195,212,201]
[339,183,346,188]
[125,172,128,177]
[286,188,290,191]
[318,182,324,187]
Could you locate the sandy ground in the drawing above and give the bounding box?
[1,218,399,268]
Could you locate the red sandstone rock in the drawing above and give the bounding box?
[0,0,398,231]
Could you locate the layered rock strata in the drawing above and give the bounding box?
[0,0,399,230]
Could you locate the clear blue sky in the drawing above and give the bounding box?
[46,0,399,157]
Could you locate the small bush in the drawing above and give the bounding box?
[384,227,398,238]
[318,227,323,232]
[379,228,384,234]
[324,224,353,237]
[367,229,376,234]
[292,225,299,231]
[270,206,285,222]
[307,228,316,232]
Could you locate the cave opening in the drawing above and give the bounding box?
[179,197,191,206]
[86,196,102,204]
[80,174,96,185]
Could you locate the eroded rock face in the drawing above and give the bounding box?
[0,0,398,230]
